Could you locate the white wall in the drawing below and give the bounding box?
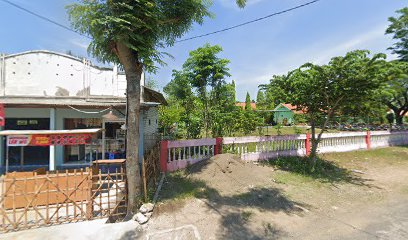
[143,107,158,136]
[0,51,145,98]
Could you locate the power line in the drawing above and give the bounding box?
[176,0,321,43]
[1,0,320,43]
[0,0,91,39]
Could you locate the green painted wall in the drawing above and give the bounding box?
[273,106,294,125]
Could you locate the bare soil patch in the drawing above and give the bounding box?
[151,147,408,239]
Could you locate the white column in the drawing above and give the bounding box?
[49,108,56,171]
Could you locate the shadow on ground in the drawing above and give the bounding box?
[219,212,286,240]
[262,156,378,188]
[159,167,306,239]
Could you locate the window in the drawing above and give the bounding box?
[64,118,102,163]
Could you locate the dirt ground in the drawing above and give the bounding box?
[143,147,408,240]
[2,147,407,240]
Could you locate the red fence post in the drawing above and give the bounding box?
[366,130,371,150]
[160,140,169,172]
[305,133,311,156]
[215,137,223,155]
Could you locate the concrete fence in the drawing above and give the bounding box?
[160,131,408,172]
[160,138,222,172]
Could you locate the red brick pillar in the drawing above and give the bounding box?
[215,137,223,155]
[305,133,311,156]
[160,140,169,172]
[366,131,371,150]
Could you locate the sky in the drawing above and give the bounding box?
[0,0,406,101]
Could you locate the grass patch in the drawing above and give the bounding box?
[241,210,253,222]
[159,171,216,202]
[264,156,353,184]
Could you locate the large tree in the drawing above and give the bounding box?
[377,61,408,125]
[265,50,386,169]
[182,43,231,136]
[386,7,408,62]
[67,0,246,216]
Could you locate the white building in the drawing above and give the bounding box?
[0,50,166,173]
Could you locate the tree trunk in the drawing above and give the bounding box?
[396,115,403,125]
[309,114,331,171]
[309,121,318,170]
[116,42,143,217]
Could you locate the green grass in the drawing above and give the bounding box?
[159,171,216,202]
[263,156,353,184]
[241,210,253,222]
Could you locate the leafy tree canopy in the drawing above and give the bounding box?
[67,0,213,71]
[386,7,408,62]
[263,50,387,165]
[376,60,408,124]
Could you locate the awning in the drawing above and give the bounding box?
[0,129,103,147]
[0,128,103,136]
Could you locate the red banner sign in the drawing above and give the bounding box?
[6,134,92,146]
[0,104,5,127]
[31,135,51,146]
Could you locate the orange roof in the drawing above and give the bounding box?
[235,102,256,110]
[281,103,305,114]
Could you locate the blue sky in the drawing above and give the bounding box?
[0,0,406,101]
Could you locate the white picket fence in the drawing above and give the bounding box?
[160,131,408,171]
[223,135,307,161]
[223,131,408,161]
[164,138,217,172]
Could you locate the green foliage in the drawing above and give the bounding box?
[386,7,408,62]
[293,114,307,124]
[67,0,213,70]
[242,110,263,135]
[264,156,352,183]
[182,43,232,136]
[256,90,266,110]
[375,61,408,125]
[259,75,288,111]
[274,124,282,136]
[245,92,252,110]
[261,50,387,159]
[158,103,184,137]
[162,44,240,138]
[292,126,303,135]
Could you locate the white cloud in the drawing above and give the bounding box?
[233,24,395,100]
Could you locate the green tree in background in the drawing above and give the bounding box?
[256,90,266,110]
[67,0,246,216]
[182,44,231,136]
[265,50,386,169]
[245,92,252,110]
[259,75,288,110]
[386,7,408,62]
[376,61,408,125]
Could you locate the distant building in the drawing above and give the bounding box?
[235,102,256,110]
[0,50,166,173]
[272,103,305,125]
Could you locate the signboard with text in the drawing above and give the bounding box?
[7,135,31,146]
[6,134,92,146]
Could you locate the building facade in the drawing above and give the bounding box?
[0,50,165,173]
